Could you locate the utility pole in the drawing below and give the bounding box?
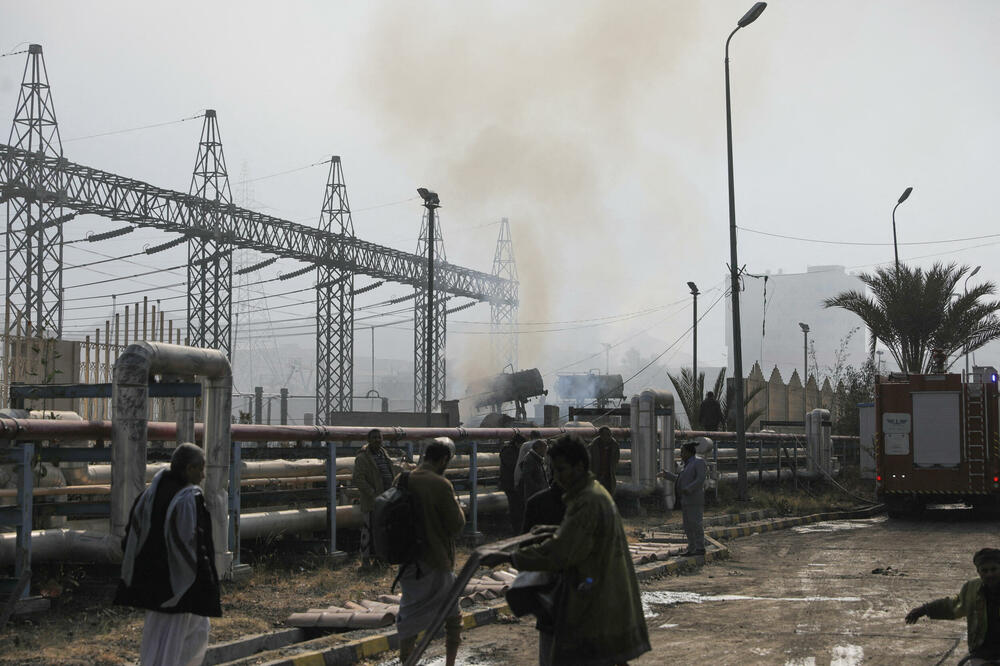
[688,281,700,398]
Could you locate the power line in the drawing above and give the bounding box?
[62,112,204,143]
[738,224,1000,247]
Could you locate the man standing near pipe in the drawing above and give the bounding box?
[396,439,466,666]
[699,391,724,431]
[354,429,396,569]
[499,433,526,532]
[115,443,221,666]
[587,426,620,495]
[658,441,707,556]
[482,436,650,665]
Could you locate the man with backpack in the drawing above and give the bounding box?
[393,438,466,666]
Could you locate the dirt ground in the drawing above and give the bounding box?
[0,478,880,665]
[376,509,993,665]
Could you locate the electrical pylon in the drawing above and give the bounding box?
[315,156,355,423]
[413,209,447,413]
[5,44,67,341]
[490,217,518,373]
[187,109,234,356]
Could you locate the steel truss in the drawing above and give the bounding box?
[187,110,234,355]
[490,217,518,373]
[413,209,447,413]
[4,44,65,341]
[0,142,517,304]
[316,156,354,421]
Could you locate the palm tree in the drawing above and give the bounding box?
[824,262,1000,373]
[667,367,766,430]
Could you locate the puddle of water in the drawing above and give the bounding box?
[374,649,504,666]
[831,644,864,666]
[784,659,816,666]
[791,516,886,534]
[658,623,678,629]
[642,590,861,618]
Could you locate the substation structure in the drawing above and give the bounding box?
[0,44,520,423]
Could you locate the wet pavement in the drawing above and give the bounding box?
[378,511,996,665]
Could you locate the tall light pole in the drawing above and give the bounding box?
[892,186,913,272]
[688,281,700,400]
[417,187,440,425]
[964,265,981,377]
[798,322,810,385]
[726,1,766,502]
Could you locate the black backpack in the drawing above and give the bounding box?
[372,472,423,566]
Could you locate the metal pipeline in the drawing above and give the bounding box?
[0,419,627,443]
[0,491,510,564]
[110,342,232,575]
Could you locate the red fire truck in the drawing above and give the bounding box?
[875,366,1000,517]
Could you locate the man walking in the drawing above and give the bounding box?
[115,443,221,666]
[698,391,724,431]
[516,438,549,528]
[659,441,707,556]
[906,548,1000,664]
[396,439,466,666]
[482,436,650,665]
[499,433,525,532]
[587,426,620,495]
[353,428,396,568]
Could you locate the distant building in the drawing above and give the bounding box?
[725,265,867,380]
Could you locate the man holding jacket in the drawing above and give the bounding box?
[658,441,707,556]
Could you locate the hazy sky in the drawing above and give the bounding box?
[3,1,1000,397]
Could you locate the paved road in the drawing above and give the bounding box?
[387,510,997,665]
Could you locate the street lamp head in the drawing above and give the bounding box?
[897,186,913,205]
[687,281,699,295]
[737,2,767,28]
[416,187,440,207]
[799,322,810,333]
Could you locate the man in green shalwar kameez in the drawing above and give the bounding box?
[483,436,650,665]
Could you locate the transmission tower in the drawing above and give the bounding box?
[490,217,518,372]
[315,156,355,423]
[5,44,67,341]
[187,110,234,355]
[413,208,447,413]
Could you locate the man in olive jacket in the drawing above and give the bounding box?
[906,548,1000,663]
[483,436,650,666]
[353,429,396,568]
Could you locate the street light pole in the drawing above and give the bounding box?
[417,188,440,425]
[688,281,700,399]
[726,1,766,502]
[799,322,810,385]
[892,186,913,272]
[965,265,981,378]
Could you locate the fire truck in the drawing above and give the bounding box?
[875,366,1000,517]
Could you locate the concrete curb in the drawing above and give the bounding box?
[705,505,884,541]
[233,603,511,666]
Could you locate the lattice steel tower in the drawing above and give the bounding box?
[490,217,518,372]
[413,208,447,413]
[315,156,355,422]
[187,110,234,355]
[5,44,67,340]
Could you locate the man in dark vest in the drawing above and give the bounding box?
[699,391,725,431]
[115,442,221,665]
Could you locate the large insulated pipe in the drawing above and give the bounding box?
[627,389,674,497]
[111,342,232,576]
[0,491,510,564]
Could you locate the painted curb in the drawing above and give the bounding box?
[705,505,883,541]
[246,603,512,666]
